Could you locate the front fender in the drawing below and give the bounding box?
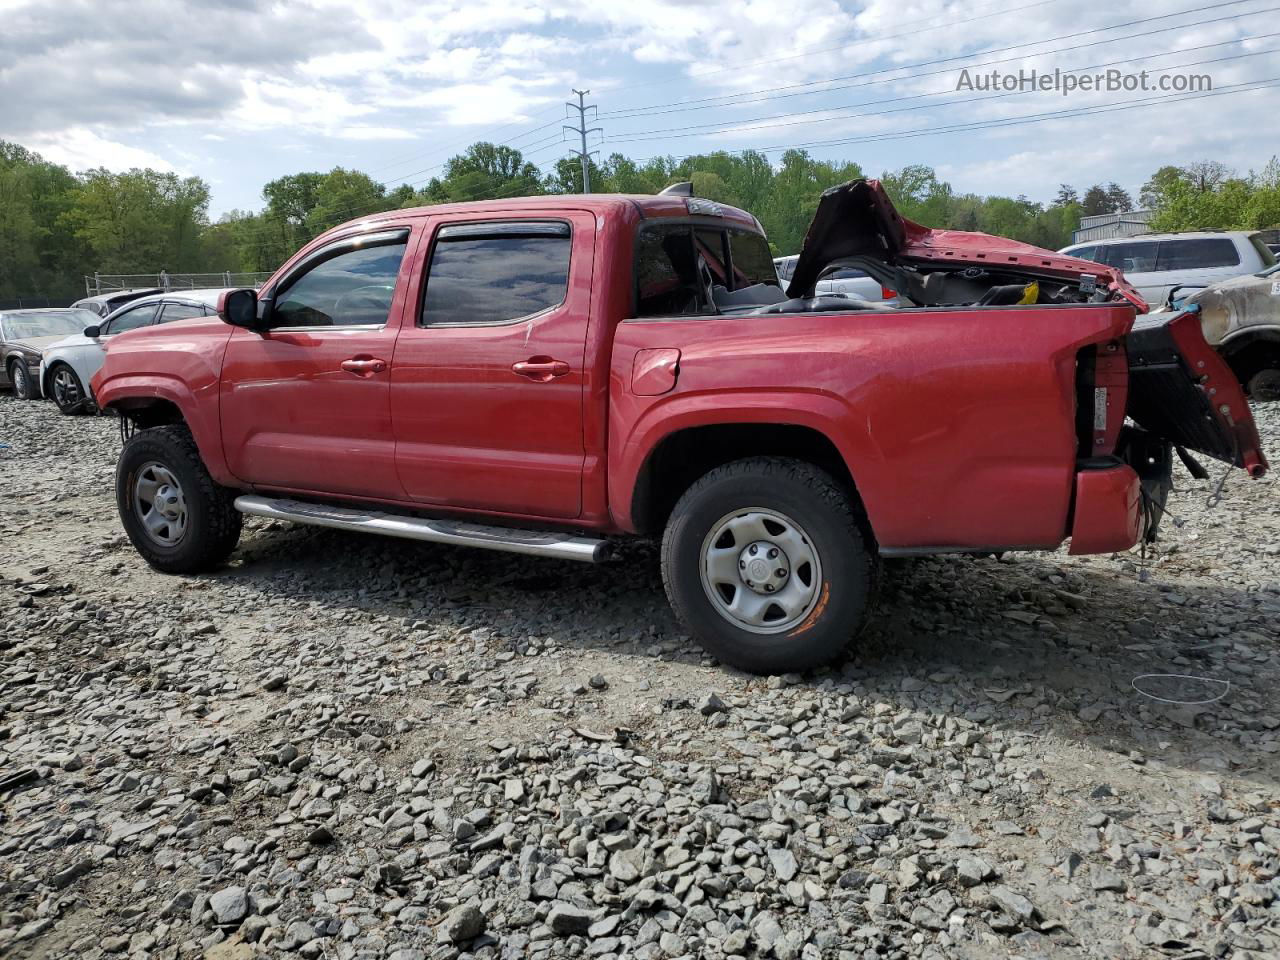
[95,371,236,487]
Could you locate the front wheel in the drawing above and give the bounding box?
[661,457,879,674]
[9,359,36,400]
[49,363,88,414]
[116,425,243,573]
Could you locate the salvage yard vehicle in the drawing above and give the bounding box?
[1060,231,1275,311]
[774,254,898,305]
[39,289,228,414]
[92,180,1268,673]
[1158,263,1280,401]
[71,288,162,318]
[1,307,101,400]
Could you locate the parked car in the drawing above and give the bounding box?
[1159,262,1280,400]
[71,288,163,318]
[1060,231,1275,307]
[1,308,101,400]
[40,290,227,414]
[92,180,1266,674]
[774,254,897,304]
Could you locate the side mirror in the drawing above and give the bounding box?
[83,325,101,338]
[218,288,259,329]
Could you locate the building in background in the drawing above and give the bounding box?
[1072,210,1154,244]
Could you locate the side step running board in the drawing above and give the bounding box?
[234,495,611,563]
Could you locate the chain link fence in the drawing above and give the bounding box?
[83,271,274,297]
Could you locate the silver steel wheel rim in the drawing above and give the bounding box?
[133,462,188,546]
[12,364,27,394]
[53,368,79,407]
[699,507,822,634]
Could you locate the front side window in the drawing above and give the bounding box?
[273,239,408,328]
[1156,238,1241,271]
[421,222,570,326]
[105,302,160,334]
[1065,245,1097,263]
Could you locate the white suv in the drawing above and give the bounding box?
[1059,231,1274,308]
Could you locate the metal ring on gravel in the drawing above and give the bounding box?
[699,507,821,634]
[1130,674,1230,705]
[133,461,189,546]
[52,367,81,408]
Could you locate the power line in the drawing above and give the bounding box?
[624,76,1278,164]
[600,0,1265,121]
[603,39,1280,145]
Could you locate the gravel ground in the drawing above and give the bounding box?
[1,394,1278,960]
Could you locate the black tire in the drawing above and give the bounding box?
[48,363,88,415]
[1247,368,1280,402]
[661,457,879,674]
[116,425,243,573]
[9,358,36,400]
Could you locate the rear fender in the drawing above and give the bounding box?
[96,372,235,486]
[610,391,859,533]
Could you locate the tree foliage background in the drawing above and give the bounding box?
[1,137,1276,300]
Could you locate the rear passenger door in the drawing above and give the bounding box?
[390,213,593,519]
[1155,238,1244,296]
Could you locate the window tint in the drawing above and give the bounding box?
[1156,238,1241,270]
[159,303,207,323]
[827,267,869,280]
[106,302,160,334]
[730,230,779,288]
[635,224,710,317]
[274,240,407,328]
[1095,241,1159,272]
[422,225,571,326]
[1066,245,1097,263]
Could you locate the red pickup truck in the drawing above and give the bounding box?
[93,180,1267,673]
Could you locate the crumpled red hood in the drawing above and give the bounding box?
[785,178,1147,312]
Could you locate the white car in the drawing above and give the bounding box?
[39,289,228,414]
[773,255,899,304]
[1059,231,1275,308]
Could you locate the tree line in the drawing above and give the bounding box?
[1,136,1277,300]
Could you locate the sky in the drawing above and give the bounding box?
[0,0,1274,218]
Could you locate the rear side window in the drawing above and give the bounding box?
[1095,241,1159,273]
[1065,245,1097,263]
[159,303,206,322]
[274,239,408,328]
[1156,238,1240,270]
[105,302,160,334]
[422,222,571,326]
[729,229,778,288]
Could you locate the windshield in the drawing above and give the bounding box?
[1,309,99,340]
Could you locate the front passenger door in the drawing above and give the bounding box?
[219,228,415,499]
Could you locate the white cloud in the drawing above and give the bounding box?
[24,127,178,173]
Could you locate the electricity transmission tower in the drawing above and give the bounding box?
[564,89,602,193]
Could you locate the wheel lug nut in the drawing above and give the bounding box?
[776,568,786,577]
[768,548,778,558]
[749,545,757,555]
[764,584,774,592]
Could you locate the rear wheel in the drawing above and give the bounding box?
[116,425,242,573]
[9,359,35,400]
[1246,368,1280,402]
[661,457,878,674]
[49,363,88,414]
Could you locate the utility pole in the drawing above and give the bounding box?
[564,89,602,193]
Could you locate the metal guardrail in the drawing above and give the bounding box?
[83,272,274,297]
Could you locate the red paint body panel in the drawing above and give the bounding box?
[1067,465,1142,555]
[609,304,1136,548]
